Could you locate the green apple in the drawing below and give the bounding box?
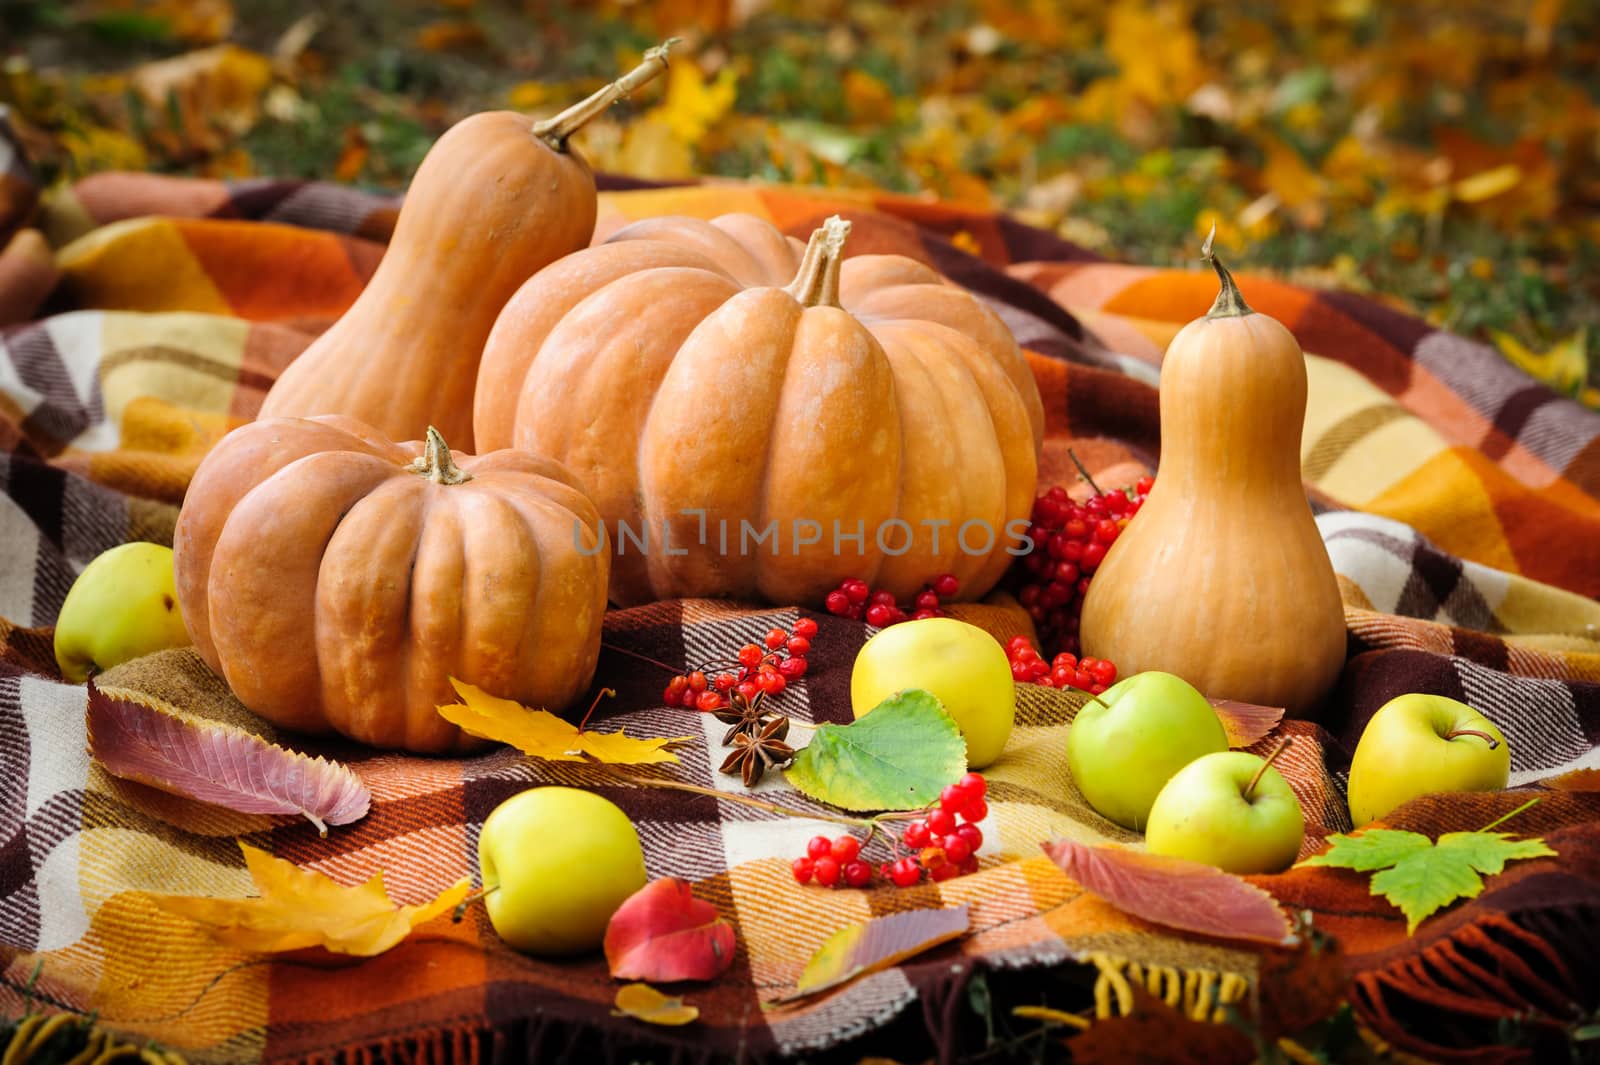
[1145,750,1305,874]
[54,542,192,683]
[478,786,647,955]
[1066,671,1228,830]
[851,617,1014,769]
[1347,693,1510,827]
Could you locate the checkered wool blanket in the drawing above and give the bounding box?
[3,108,1600,1064]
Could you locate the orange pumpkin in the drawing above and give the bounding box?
[172,416,610,753]
[474,214,1044,607]
[258,46,672,451]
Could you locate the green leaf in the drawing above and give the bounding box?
[1433,832,1557,876]
[1299,829,1432,872]
[784,690,965,811]
[1299,824,1557,933]
[1369,847,1488,933]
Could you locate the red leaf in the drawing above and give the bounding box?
[1209,698,1285,748]
[604,878,736,983]
[1041,838,1292,945]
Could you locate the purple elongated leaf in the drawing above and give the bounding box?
[88,678,369,835]
[1042,838,1292,945]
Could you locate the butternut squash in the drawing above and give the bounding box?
[1078,235,1345,717]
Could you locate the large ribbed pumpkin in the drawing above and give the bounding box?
[258,47,671,450]
[474,214,1044,607]
[172,415,609,754]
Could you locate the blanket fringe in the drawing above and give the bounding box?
[0,1014,184,1065]
[1087,952,1249,1024]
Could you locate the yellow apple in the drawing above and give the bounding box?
[1347,693,1510,827]
[1145,750,1305,874]
[1065,671,1228,830]
[851,617,1014,769]
[54,542,192,682]
[478,787,647,956]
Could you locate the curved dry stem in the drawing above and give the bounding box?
[1200,223,1254,319]
[532,39,678,148]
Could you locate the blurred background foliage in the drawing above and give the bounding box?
[2,0,1597,405]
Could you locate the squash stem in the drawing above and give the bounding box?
[785,216,852,308]
[532,39,678,148]
[1244,736,1291,801]
[409,427,472,485]
[1200,223,1254,319]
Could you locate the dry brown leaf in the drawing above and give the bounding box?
[154,842,468,956]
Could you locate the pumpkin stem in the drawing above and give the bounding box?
[785,215,852,308]
[409,427,472,485]
[531,39,678,148]
[1200,223,1254,319]
[1244,736,1291,802]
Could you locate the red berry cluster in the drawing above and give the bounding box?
[1005,635,1117,694]
[823,573,960,628]
[791,773,988,889]
[1010,475,1153,655]
[662,617,818,711]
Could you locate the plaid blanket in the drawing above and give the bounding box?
[3,111,1600,1063]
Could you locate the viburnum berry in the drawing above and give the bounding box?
[713,673,737,692]
[842,579,870,604]
[940,783,971,815]
[764,628,787,650]
[929,859,960,882]
[792,617,819,638]
[933,573,960,598]
[964,798,989,823]
[915,590,940,611]
[830,835,861,864]
[865,603,894,628]
[806,835,833,860]
[889,857,922,887]
[955,822,983,853]
[786,636,811,657]
[959,772,986,799]
[903,821,931,849]
[824,590,851,615]
[942,834,973,865]
[777,657,808,679]
[927,807,957,836]
[813,856,841,888]
[738,643,764,669]
[687,671,708,693]
[843,860,873,888]
[736,680,761,703]
[695,690,724,712]
[792,857,815,884]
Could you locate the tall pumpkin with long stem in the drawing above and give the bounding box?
[1078,233,1346,717]
[259,43,674,451]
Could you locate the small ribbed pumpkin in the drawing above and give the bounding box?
[1078,235,1346,717]
[172,416,610,754]
[473,214,1044,607]
[258,46,671,451]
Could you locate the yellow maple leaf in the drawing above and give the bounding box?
[438,678,691,765]
[656,60,739,147]
[1491,328,1590,398]
[154,842,468,956]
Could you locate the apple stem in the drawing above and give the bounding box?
[1445,728,1500,750]
[1245,737,1292,802]
[451,883,500,922]
[1478,796,1540,834]
[576,687,617,734]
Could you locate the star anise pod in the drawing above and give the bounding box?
[719,715,795,787]
[710,688,779,745]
